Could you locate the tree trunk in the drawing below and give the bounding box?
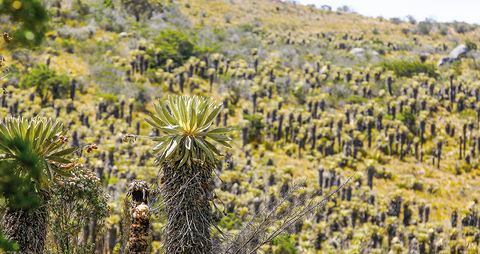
[162,159,213,254]
[2,206,48,253]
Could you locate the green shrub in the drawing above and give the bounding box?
[398,111,417,133]
[218,212,241,230]
[293,83,307,104]
[98,93,119,102]
[244,113,265,143]
[272,234,297,254]
[150,29,219,66]
[452,21,476,34]
[345,95,368,104]
[49,167,109,253]
[416,20,434,35]
[380,60,437,78]
[239,23,255,32]
[451,60,463,76]
[153,29,196,65]
[459,109,476,119]
[466,40,477,50]
[121,0,161,22]
[20,65,70,102]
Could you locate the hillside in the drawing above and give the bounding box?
[1,0,480,253]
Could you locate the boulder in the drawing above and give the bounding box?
[438,44,469,66]
[350,48,365,57]
[449,44,469,59]
[350,48,379,59]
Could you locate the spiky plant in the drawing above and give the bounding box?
[0,117,76,253]
[146,95,232,254]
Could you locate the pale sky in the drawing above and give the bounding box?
[296,0,480,24]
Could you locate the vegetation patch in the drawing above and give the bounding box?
[20,65,70,102]
[380,59,438,78]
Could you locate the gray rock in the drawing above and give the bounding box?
[58,20,96,40]
[350,48,379,59]
[438,44,469,66]
[350,48,365,57]
[449,44,468,59]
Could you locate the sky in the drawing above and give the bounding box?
[296,0,480,24]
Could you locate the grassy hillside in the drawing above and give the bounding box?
[1,0,480,253]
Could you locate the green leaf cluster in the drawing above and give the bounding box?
[147,95,232,168]
[0,117,76,192]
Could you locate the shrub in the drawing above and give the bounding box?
[451,61,463,76]
[416,20,434,35]
[452,21,476,34]
[121,0,162,22]
[49,167,109,253]
[398,111,417,133]
[271,234,297,254]
[239,23,255,33]
[219,212,242,230]
[98,93,119,102]
[389,17,403,25]
[293,83,307,104]
[406,15,416,25]
[379,60,437,78]
[244,113,265,143]
[466,40,477,50]
[345,95,368,104]
[152,29,212,66]
[20,65,70,102]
